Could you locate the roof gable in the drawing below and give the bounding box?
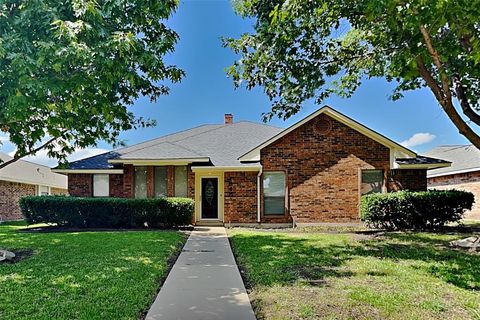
[239,106,417,162]
[0,153,67,188]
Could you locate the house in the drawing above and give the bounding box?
[425,145,480,220]
[0,153,68,221]
[54,107,449,226]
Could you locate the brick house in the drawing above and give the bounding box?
[55,107,449,226]
[0,153,68,221]
[425,145,480,220]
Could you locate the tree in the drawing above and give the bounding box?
[0,0,184,168]
[224,0,480,148]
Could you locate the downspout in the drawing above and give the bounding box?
[257,166,262,223]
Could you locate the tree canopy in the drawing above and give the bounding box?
[224,0,480,148]
[0,0,183,168]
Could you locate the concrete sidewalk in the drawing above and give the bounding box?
[146,227,256,320]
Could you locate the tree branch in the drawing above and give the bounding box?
[419,25,452,104]
[0,136,61,170]
[453,75,480,126]
[416,57,480,149]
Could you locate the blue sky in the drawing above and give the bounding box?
[4,0,472,166]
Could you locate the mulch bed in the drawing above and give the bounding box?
[18,225,194,233]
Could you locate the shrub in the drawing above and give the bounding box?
[19,196,194,228]
[360,190,474,230]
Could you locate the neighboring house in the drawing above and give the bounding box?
[54,107,449,226]
[425,145,480,220]
[0,153,68,221]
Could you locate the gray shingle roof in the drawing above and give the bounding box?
[395,156,451,166]
[65,122,283,169]
[424,145,480,177]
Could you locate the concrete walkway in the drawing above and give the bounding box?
[146,227,256,320]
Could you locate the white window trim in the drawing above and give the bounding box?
[37,185,51,196]
[263,171,287,216]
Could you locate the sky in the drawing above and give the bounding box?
[1,0,473,167]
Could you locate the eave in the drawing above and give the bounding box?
[52,169,124,174]
[107,157,210,166]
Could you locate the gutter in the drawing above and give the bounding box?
[257,166,262,223]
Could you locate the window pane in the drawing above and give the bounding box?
[154,167,168,198]
[361,170,384,195]
[263,172,285,215]
[135,167,147,199]
[93,174,109,197]
[174,166,188,197]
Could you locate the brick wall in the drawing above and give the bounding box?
[428,171,480,220]
[68,174,92,197]
[260,113,391,223]
[0,180,36,220]
[224,171,258,223]
[123,165,134,198]
[69,165,195,199]
[51,187,68,195]
[389,169,427,191]
[167,166,175,197]
[187,165,195,199]
[109,174,124,197]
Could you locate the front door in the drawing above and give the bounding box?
[201,177,218,219]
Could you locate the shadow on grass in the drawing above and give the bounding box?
[355,233,480,290]
[230,231,480,291]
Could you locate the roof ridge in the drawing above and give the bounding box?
[434,144,472,148]
[234,120,284,130]
[63,150,114,167]
[115,123,221,153]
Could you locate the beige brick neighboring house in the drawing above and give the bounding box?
[425,145,480,220]
[0,153,68,221]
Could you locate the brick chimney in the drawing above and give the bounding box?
[224,113,233,124]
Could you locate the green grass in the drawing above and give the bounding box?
[0,221,186,320]
[229,229,480,320]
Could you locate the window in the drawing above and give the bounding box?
[154,167,168,198]
[93,174,109,197]
[263,172,286,215]
[174,166,188,197]
[361,170,384,195]
[38,185,50,196]
[135,166,147,198]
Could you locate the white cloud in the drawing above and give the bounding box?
[0,134,9,143]
[14,147,109,167]
[401,132,436,148]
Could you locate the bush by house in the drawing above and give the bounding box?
[20,196,194,228]
[360,189,474,230]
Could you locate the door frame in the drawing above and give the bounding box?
[194,171,224,222]
[200,176,220,220]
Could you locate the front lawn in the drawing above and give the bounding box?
[0,221,186,320]
[229,229,480,320]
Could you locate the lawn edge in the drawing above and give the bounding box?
[227,229,265,319]
[138,230,190,320]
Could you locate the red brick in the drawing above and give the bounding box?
[68,174,92,197]
[260,113,391,223]
[224,171,258,223]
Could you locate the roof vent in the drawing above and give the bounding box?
[224,114,233,125]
